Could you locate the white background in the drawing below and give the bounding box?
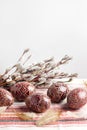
[0,0,87,78]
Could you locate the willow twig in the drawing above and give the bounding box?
[0,49,77,89]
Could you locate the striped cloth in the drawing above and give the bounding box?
[0,79,87,128]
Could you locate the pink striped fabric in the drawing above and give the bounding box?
[0,80,87,127]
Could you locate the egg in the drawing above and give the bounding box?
[0,88,14,106]
[67,88,87,109]
[10,81,35,101]
[47,83,69,103]
[25,93,51,113]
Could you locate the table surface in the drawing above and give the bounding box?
[0,79,87,130]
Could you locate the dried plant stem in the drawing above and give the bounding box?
[36,109,62,126]
[16,112,37,121]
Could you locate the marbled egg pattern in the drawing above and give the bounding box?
[11,81,35,101]
[25,93,51,113]
[47,83,69,103]
[67,88,87,109]
[0,88,14,106]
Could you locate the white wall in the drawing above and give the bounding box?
[0,0,87,78]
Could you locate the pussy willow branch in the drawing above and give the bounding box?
[0,49,78,89]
